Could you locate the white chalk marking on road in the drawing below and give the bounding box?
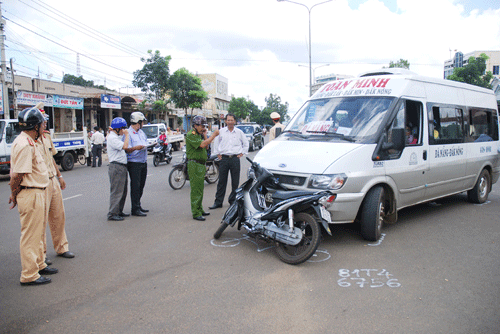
[63,194,82,201]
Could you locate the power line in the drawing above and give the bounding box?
[27,0,147,58]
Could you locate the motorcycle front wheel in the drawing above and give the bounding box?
[275,212,321,265]
[205,163,219,184]
[153,154,161,167]
[168,167,186,190]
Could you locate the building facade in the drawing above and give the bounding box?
[444,50,500,79]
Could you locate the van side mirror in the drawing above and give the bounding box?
[382,128,405,151]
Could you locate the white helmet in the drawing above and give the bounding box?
[130,112,147,124]
[270,112,281,120]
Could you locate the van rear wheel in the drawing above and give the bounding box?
[468,169,490,204]
[360,186,386,241]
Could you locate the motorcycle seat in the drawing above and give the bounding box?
[272,190,313,201]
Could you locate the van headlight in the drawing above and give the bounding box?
[308,174,347,190]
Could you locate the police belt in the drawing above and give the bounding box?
[20,186,46,190]
[110,161,127,166]
[187,159,205,165]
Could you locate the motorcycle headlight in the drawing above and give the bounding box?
[308,174,347,190]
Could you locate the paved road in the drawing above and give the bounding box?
[1,149,499,333]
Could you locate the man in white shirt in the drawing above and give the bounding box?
[90,126,105,167]
[107,117,130,221]
[209,113,249,209]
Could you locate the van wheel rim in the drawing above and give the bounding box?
[377,201,385,234]
[479,177,488,198]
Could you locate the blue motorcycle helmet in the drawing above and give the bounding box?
[110,117,127,129]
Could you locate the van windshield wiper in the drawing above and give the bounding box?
[305,130,356,142]
[282,130,307,139]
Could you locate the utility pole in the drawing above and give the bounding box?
[10,58,17,117]
[0,3,10,118]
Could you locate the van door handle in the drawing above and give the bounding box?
[423,150,427,160]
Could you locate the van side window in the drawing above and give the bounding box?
[382,99,422,159]
[469,108,499,142]
[6,123,21,144]
[430,106,464,144]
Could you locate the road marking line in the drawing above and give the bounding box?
[63,194,82,201]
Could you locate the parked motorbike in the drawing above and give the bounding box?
[153,140,173,167]
[213,157,336,265]
[168,152,220,190]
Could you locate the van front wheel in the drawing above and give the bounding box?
[360,186,386,241]
[468,169,490,204]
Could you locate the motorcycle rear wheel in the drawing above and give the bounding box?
[168,167,186,190]
[213,222,229,239]
[205,163,219,184]
[275,212,321,265]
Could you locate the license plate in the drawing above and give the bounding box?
[320,206,332,223]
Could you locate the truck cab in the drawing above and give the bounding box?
[0,119,22,174]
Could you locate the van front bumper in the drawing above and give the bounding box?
[326,192,365,224]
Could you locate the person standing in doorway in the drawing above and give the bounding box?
[91,126,105,167]
[107,117,130,221]
[269,112,285,141]
[9,107,57,286]
[126,112,149,217]
[209,113,248,209]
[38,109,74,264]
[186,116,219,220]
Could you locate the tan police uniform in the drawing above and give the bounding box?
[269,122,285,141]
[11,132,50,283]
[39,131,69,255]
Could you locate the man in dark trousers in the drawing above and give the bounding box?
[125,112,149,216]
[209,113,249,209]
[90,126,105,167]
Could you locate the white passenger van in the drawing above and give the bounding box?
[254,69,500,241]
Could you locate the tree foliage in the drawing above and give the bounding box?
[168,68,208,127]
[447,53,493,89]
[61,74,108,90]
[228,97,251,120]
[250,93,289,125]
[388,59,410,69]
[133,50,171,100]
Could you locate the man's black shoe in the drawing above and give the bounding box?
[20,277,51,286]
[193,216,206,221]
[202,212,210,216]
[132,211,147,217]
[119,212,130,217]
[39,267,58,275]
[57,251,75,258]
[108,215,124,221]
[139,207,149,213]
[45,258,52,265]
[209,204,222,209]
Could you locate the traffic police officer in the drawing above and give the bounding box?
[186,116,219,221]
[269,112,285,141]
[9,107,58,286]
[38,109,75,262]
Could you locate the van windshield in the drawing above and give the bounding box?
[285,97,396,142]
[142,126,158,139]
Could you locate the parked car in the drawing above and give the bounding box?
[236,123,264,151]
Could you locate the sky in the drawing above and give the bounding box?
[3,0,500,113]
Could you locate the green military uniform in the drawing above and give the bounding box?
[185,130,207,218]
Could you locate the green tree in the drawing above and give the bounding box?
[228,97,251,120]
[249,94,289,125]
[62,74,109,90]
[168,68,208,127]
[447,53,493,89]
[132,50,171,100]
[388,59,410,69]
